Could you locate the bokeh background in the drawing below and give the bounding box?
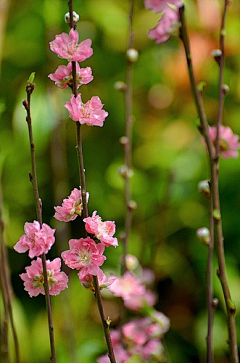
[1,0,240,362]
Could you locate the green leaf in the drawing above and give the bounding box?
[27,72,36,84]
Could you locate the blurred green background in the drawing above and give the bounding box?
[1,0,240,362]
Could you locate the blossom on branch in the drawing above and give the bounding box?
[48,62,93,89]
[14,221,55,258]
[54,187,88,222]
[83,211,118,247]
[20,257,68,297]
[61,237,106,275]
[79,266,116,290]
[49,28,93,62]
[208,125,240,159]
[65,94,108,126]
[148,5,181,44]
[145,0,182,13]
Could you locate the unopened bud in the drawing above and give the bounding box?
[212,298,219,308]
[196,227,211,245]
[114,81,127,92]
[222,84,230,96]
[211,49,222,66]
[213,209,221,221]
[65,11,80,24]
[198,180,210,197]
[119,136,129,146]
[118,165,134,179]
[128,200,137,211]
[126,48,139,63]
[125,254,139,271]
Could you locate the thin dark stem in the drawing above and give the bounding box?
[206,191,214,363]
[67,2,116,362]
[0,157,20,363]
[179,5,238,362]
[23,83,56,363]
[122,0,135,273]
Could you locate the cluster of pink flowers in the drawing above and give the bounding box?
[14,222,68,297]
[54,188,118,287]
[109,271,156,312]
[49,28,108,126]
[207,125,240,159]
[145,0,182,44]
[98,314,170,362]
[98,255,170,361]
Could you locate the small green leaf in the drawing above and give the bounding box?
[197,81,207,92]
[28,72,36,84]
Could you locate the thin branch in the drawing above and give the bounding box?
[67,1,116,362]
[179,5,238,362]
[23,82,56,363]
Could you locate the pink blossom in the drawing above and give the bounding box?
[83,211,118,247]
[80,266,116,290]
[109,272,145,300]
[49,28,93,62]
[208,125,240,158]
[14,221,55,258]
[54,187,88,222]
[97,345,130,363]
[148,5,180,44]
[20,257,68,297]
[124,289,157,312]
[61,237,106,274]
[48,62,93,89]
[123,320,149,345]
[65,94,108,126]
[145,0,182,13]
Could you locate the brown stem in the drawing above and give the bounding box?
[0,167,20,363]
[179,5,238,362]
[67,1,116,362]
[23,82,56,363]
[122,0,135,273]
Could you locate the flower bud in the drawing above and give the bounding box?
[211,49,222,66]
[65,11,80,24]
[222,84,230,96]
[125,254,139,271]
[126,48,139,63]
[114,81,127,92]
[198,180,210,197]
[128,200,137,211]
[118,165,134,179]
[119,136,129,146]
[196,227,211,245]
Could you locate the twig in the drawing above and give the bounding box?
[179,5,238,362]
[67,1,116,362]
[23,81,56,363]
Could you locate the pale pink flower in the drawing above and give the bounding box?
[20,257,68,297]
[79,266,116,290]
[65,94,108,126]
[109,272,145,300]
[97,345,130,363]
[83,211,118,247]
[54,187,88,222]
[135,339,164,361]
[48,62,93,89]
[61,237,106,274]
[148,5,180,44]
[49,28,93,62]
[208,125,240,158]
[123,320,149,345]
[145,0,182,13]
[151,311,170,335]
[124,289,157,312]
[14,221,55,258]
